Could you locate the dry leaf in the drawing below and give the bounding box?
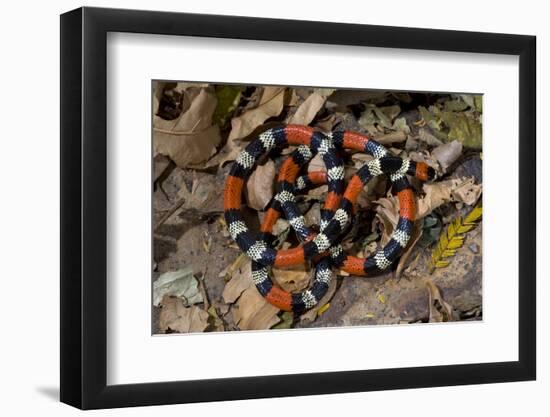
[246,160,276,210]
[374,196,400,245]
[314,114,338,132]
[304,203,321,227]
[426,281,456,322]
[159,296,209,333]
[416,177,481,218]
[208,87,286,166]
[272,264,312,292]
[432,140,463,173]
[418,128,443,146]
[232,287,281,330]
[153,268,203,307]
[307,154,326,173]
[289,89,334,125]
[306,184,328,199]
[154,86,221,168]
[416,180,456,218]
[451,177,482,205]
[373,130,407,145]
[222,260,253,304]
[229,87,285,141]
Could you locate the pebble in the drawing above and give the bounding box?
[469,243,479,254]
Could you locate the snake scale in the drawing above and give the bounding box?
[224,125,435,314]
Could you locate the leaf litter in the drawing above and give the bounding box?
[153,85,483,333]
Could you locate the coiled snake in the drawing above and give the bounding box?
[224,125,435,314]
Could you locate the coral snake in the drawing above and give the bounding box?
[224,125,435,314]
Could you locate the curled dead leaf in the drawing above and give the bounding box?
[418,128,443,147]
[210,87,285,166]
[153,268,203,307]
[417,177,482,218]
[451,177,482,206]
[229,87,285,142]
[222,260,253,304]
[272,264,312,292]
[159,296,209,333]
[374,196,400,245]
[154,86,221,168]
[289,89,335,125]
[246,160,276,210]
[431,140,463,173]
[426,281,457,322]
[232,287,281,330]
[307,154,326,173]
[373,130,407,145]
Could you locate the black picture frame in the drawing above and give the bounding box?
[60,6,536,410]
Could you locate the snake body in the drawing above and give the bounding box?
[224,125,435,313]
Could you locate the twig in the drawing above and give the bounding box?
[198,268,210,311]
[154,197,186,232]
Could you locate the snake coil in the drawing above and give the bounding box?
[224,125,435,313]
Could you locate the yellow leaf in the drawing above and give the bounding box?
[317,303,331,316]
[429,203,481,274]
[457,224,475,233]
[377,293,386,304]
[464,206,483,223]
[442,249,456,257]
[447,238,464,249]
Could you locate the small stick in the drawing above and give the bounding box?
[197,268,210,311]
[154,197,186,232]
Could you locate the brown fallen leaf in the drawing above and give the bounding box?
[232,287,281,330]
[152,267,203,307]
[431,140,463,173]
[289,89,335,125]
[307,154,326,173]
[417,177,482,218]
[154,86,221,168]
[209,87,286,166]
[229,87,285,141]
[304,203,321,228]
[246,160,276,210]
[272,263,312,292]
[426,280,457,322]
[373,130,407,145]
[314,113,339,132]
[416,180,457,219]
[159,295,209,333]
[374,196,400,245]
[328,90,389,111]
[417,128,443,146]
[222,260,253,304]
[451,177,482,206]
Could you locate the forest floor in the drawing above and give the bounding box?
[152,83,483,333]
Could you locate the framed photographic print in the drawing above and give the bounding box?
[60,6,536,410]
